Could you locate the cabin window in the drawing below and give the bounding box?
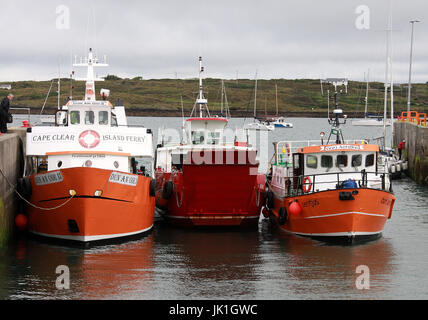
[366,154,375,167]
[99,111,109,125]
[191,131,205,145]
[306,155,317,169]
[352,154,362,167]
[321,155,333,168]
[70,111,80,125]
[85,111,95,125]
[337,155,348,167]
[207,131,220,145]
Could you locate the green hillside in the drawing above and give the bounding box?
[2,77,428,117]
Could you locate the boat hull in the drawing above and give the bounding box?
[270,188,395,242]
[26,167,155,243]
[156,150,265,228]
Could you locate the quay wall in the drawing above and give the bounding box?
[0,128,26,248]
[393,122,428,185]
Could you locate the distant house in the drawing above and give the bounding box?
[0,84,11,90]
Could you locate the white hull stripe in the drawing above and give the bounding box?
[164,215,259,220]
[29,225,153,242]
[304,211,386,219]
[281,229,382,237]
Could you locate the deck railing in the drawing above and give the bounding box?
[269,170,392,197]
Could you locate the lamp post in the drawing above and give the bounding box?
[407,19,420,112]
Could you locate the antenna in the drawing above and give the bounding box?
[73,48,108,101]
[57,57,61,110]
[191,56,209,118]
[254,70,258,118]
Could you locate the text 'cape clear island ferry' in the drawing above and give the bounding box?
[22,48,156,243]
[155,57,266,228]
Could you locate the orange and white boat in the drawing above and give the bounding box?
[265,109,396,243]
[21,48,156,243]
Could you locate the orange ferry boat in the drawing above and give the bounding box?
[21,48,156,243]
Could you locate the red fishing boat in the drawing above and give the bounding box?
[155,57,265,228]
[21,48,156,243]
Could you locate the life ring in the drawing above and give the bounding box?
[78,130,100,149]
[302,176,312,193]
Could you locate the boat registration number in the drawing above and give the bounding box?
[35,171,64,186]
[108,172,138,186]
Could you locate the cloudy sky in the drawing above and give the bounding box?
[0,0,427,83]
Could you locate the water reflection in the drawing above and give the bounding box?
[4,234,155,299]
[258,219,395,299]
[152,221,261,299]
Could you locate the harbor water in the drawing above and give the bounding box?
[1,117,427,299]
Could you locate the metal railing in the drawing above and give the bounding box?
[10,107,31,123]
[269,170,393,197]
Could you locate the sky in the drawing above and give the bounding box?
[0,0,427,83]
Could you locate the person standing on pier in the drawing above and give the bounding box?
[0,94,14,133]
[398,140,405,160]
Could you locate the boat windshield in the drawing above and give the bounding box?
[191,131,205,145]
[207,131,220,145]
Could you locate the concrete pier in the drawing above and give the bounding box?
[393,121,428,185]
[0,127,26,248]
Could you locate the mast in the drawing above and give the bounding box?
[195,56,209,118]
[254,71,258,118]
[73,48,108,101]
[383,3,390,145]
[388,0,394,146]
[275,82,279,117]
[57,63,61,110]
[221,79,224,115]
[364,70,369,118]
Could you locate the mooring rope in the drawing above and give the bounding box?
[0,166,75,211]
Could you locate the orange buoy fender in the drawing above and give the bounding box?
[15,214,28,231]
[289,200,302,216]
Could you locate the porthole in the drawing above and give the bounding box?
[57,161,63,168]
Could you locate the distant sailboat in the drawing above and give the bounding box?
[269,83,293,128]
[244,72,274,131]
[352,70,391,127]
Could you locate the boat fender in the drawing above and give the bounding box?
[162,181,174,200]
[149,179,157,197]
[302,176,312,193]
[17,177,32,199]
[278,207,287,225]
[266,191,274,209]
[289,200,302,216]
